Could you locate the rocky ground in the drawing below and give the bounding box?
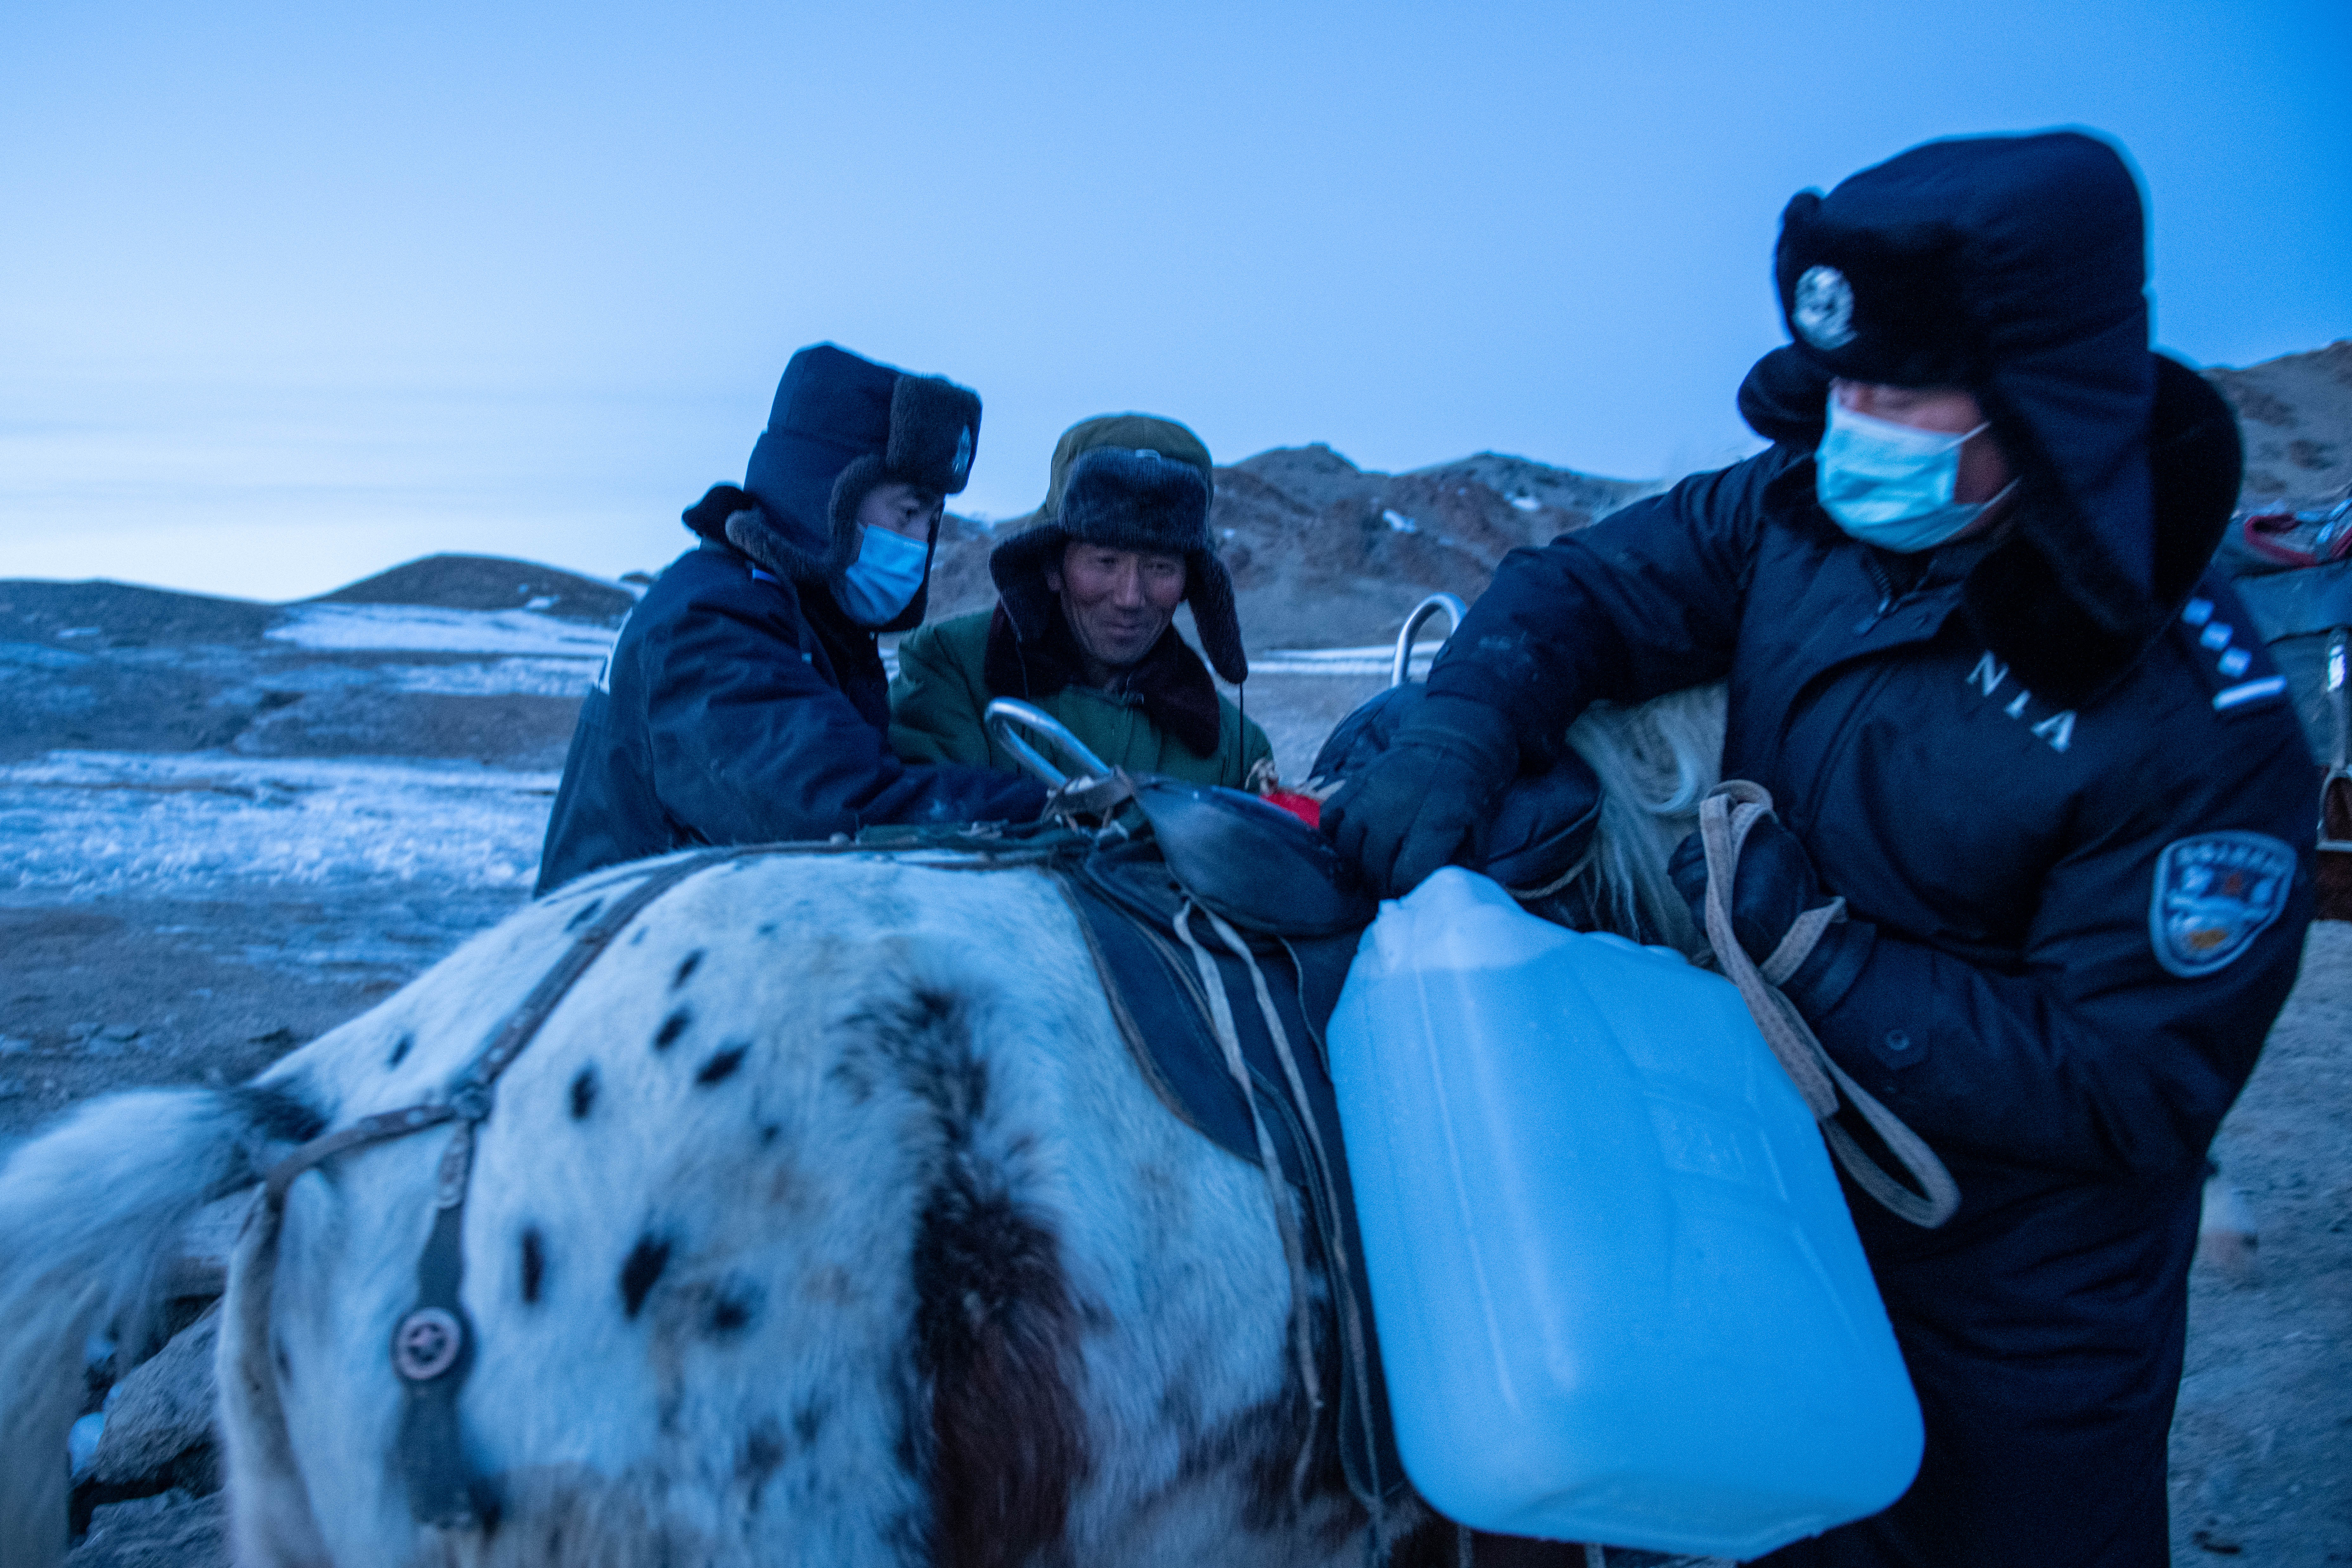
[9,344,2351,1562]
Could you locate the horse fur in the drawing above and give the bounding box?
[1559,682,1729,951]
[0,685,1730,1567]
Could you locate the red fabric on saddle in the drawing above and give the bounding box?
[1263,790,1323,828]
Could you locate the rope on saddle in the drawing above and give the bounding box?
[1700,781,1961,1229]
[1192,907,1390,1543]
[1204,903,1383,1542]
[1172,900,1324,1501]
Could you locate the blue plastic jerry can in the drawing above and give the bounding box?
[1327,868,1922,1559]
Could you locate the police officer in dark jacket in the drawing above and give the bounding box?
[537,344,1046,893]
[1326,133,2315,1567]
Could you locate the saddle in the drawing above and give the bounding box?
[1052,779,1406,1512]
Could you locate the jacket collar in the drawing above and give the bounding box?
[980,604,1224,758]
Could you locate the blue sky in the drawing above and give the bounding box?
[3,0,2346,600]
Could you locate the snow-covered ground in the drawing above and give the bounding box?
[257,600,1439,708]
[264,601,620,657]
[0,751,555,898]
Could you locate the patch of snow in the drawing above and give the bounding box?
[0,641,95,669]
[523,594,559,611]
[267,604,617,657]
[68,1410,105,1478]
[1381,509,1419,534]
[0,751,556,897]
[206,656,601,702]
[1250,645,1436,677]
[381,658,601,697]
[1510,495,1542,512]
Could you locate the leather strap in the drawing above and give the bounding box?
[259,846,751,1526]
[1699,782,1961,1228]
[263,1104,459,1209]
[394,1124,478,1526]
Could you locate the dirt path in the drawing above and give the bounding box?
[2171,921,2352,1563]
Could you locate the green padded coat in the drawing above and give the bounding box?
[890,609,1273,789]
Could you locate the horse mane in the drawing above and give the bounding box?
[1547,682,1728,953]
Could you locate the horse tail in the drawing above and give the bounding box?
[0,1084,320,1567]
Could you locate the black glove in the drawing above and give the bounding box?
[1667,812,1851,992]
[1322,694,1518,897]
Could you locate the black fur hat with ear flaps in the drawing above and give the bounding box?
[678,342,980,634]
[987,414,1248,684]
[1766,130,2222,700]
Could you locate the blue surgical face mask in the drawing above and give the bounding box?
[836,523,930,626]
[1816,399,1992,553]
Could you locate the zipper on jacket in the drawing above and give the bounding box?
[1852,549,1931,636]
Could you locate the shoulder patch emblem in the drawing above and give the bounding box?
[1793,266,1856,350]
[2149,832,2295,978]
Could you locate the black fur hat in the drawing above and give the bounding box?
[1767,130,2201,697]
[989,421,1248,684]
[682,343,979,633]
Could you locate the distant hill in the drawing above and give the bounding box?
[0,557,623,768]
[2206,339,2352,511]
[312,554,634,625]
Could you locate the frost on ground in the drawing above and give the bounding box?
[2170,921,2352,1565]
[263,601,619,657]
[0,751,556,898]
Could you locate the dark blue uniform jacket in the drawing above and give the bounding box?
[536,539,1043,893]
[1427,353,2315,1566]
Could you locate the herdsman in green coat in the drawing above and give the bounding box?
[890,414,1275,789]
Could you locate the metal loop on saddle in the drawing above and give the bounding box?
[986,697,1116,788]
[1390,592,1467,688]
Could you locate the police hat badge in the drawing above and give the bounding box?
[2149,832,2295,978]
[1793,265,1857,350]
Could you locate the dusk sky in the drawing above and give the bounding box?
[4,1,2347,601]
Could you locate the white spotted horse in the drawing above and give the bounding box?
[0,687,1726,1568]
